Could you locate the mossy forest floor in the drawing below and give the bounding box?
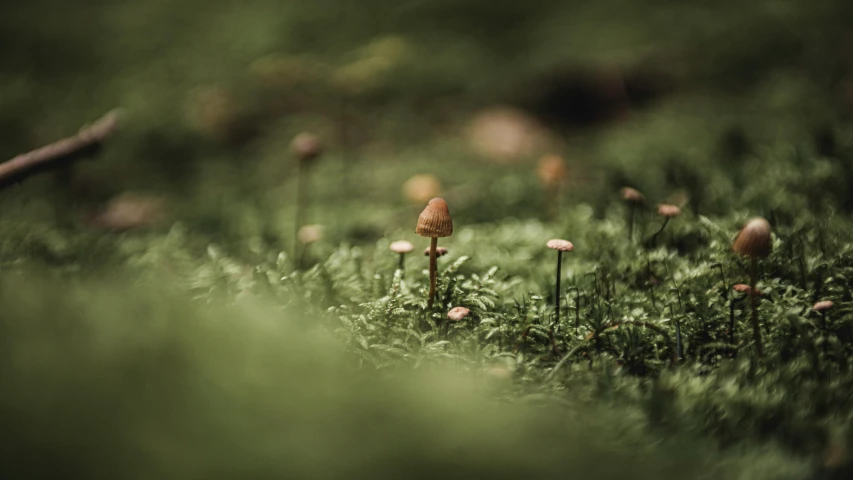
[3,1,853,478]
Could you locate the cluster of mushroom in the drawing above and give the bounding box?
[288,134,825,361]
[618,186,682,246]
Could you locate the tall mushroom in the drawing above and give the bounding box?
[290,132,323,262]
[416,197,453,309]
[620,187,645,242]
[733,217,772,358]
[389,240,414,273]
[546,239,574,324]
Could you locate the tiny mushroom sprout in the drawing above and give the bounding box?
[621,186,645,241]
[657,204,681,218]
[733,283,762,296]
[814,300,835,329]
[814,300,835,311]
[732,217,772,358]
[290,132,323,163]
[416,197,453,309]
[390,240,414,272]
[447,306,471,322]
[546,239,574,324]
[648,203,680,248]
[423,246,449,257]
[290,131,323,264]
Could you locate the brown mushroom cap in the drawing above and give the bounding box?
[657,204,681,218]
[290,132,323,162]
[733,283,762,296]
[416,197,453,238]
[546,239,574,252]
[424,246,448,257]
[447,306,471,321]
[733,217,772,259]
[621,187,645,205]
[389,240,414,254]
[814,300,834,311]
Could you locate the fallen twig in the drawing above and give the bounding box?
[0,109,121,189]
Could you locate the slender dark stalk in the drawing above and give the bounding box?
[749,257,764,358]
[555,250,563,324]
[428,236,438,308]
[397,253,405,272]
[729,297,737,346]
[649,217,670,249]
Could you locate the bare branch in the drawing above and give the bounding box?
[0,109,121,189]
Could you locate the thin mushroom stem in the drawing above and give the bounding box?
[428,236,438,308]
[729,296,737,347]
[749,257,764,358]
[398,252,406,273]
[649,217,670,249]
[555,250,563,324]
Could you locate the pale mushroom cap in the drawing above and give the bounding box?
[447,306,471,321]
[814,300,834,311]
[424,247,448,257]
[621,187,645,204]
[546,239,574,252]
[290,132,323,162]
[389,240,414,254]
[416,197,453,238]
[657,204,681,218]
[733,217,772,258]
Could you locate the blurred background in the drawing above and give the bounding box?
[1,0,852,261]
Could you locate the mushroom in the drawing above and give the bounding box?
[390,240,414,272]
[813,300,834,329]
[546,239,574,323]
[447,306,471,322]
[733,217,772,358]
[290,132,323,265]
[416,197,453,309]
[620,187,645,242]
[648,203,680,248]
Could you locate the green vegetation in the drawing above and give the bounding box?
[3,0,853,478]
